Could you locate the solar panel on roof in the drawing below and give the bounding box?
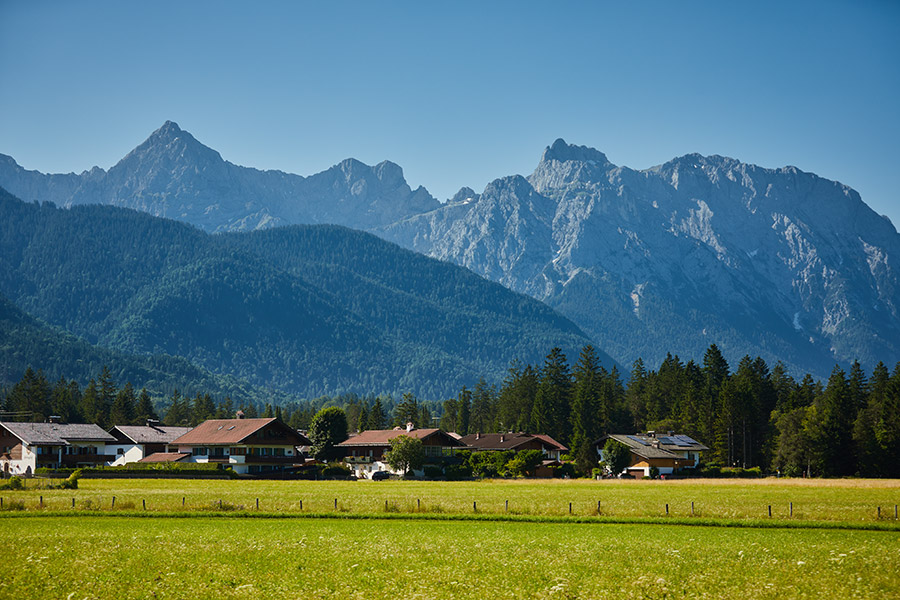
[674,435,699,445]
[657,436,675,445]
[626,435,649,446]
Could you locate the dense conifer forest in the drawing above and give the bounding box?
[4,343,898,478]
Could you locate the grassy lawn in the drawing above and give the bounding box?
[4,477,900,522]
[1,516,897,599]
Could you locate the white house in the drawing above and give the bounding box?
[0,420,116,476]
[595,431,708,478]
[166,418,311,475]
[107,421,193,466]
[336,425,462,478]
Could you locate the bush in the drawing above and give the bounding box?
[50,469,81,490]
[649,466,660,479]
[321,464,352,479]
[423,465,443,479]
[443,463,471,480]
[551,463,576,479]
[0,476,24,491]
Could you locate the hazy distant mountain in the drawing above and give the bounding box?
[380,139,900,377]
[0,121,439,232]
[0,188,598,399]
[3,125,897,378]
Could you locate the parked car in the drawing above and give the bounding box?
[371,470,391,481]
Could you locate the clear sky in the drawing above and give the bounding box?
[2,1,899,225]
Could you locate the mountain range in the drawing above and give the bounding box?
[2,123,898,378]
[0,187,597,398]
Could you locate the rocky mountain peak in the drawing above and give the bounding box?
[540,138,610,166]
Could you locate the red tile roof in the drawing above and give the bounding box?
[138,452,190,463]
[170,418,309,446]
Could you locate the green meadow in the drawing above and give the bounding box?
[2,479,899,598]
[3,477,899,522]
[1,516,898,599]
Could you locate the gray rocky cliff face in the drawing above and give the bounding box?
[380,140,900,377]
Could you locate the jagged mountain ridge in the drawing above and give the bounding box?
[0,121,439,232]
[2,125,897,377]
[380,139,900,377]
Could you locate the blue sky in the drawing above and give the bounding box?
[2,1,898,225]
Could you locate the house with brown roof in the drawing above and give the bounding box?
[459,432,568,461]
[168,418,311,475]
[336,424,463,478]
[107,420,193,466]
[0,420,116,476]
[595,431,708,478]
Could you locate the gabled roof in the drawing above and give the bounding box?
[600,433,707,461]
[459,432,568,452]
[110,425,193,445]
[138,452,191,463]
[337,428,463,448]
[171,418,310,446]
[0,422,116,445]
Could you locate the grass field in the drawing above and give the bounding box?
[3,477,900,523]
[1,516,898,599]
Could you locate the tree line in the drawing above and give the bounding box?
[3,343,899,478]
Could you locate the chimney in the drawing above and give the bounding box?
[146,418,160,428]
[476,432,480,440]
[406,422,414,432]
[500,434,505,443]
[647,430,656,438]
[48,416,62,424]
[651,439,660,449]
[236,410,245,420]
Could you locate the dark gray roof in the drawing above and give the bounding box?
[605,434,681,460]
[110,425,193,444]
[0,422,116,445]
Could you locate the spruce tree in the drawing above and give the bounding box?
[367,398,387,430]
[571,345,604,473]
[109,383,137,426]
[456,387,471,436]
[531,347,571,444]
[134,388,158,423]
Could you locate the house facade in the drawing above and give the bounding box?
[107,421,193,466]
[337,426,462,478]
[596,432,708,478]
[169,418,311,475]
[0,421,116,475]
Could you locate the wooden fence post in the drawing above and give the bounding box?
[768,505,772,517]
[143,499,146,510]
[665,503,669,515]
[473,501,477,513]
[569,502,572,514]
[691,501,694,515]
[112,496,115,509]
[597,500,601,515]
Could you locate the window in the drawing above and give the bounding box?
[117,448,124,455]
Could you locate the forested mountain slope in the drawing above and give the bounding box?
[0,291,271,402]
[0,188,599,399]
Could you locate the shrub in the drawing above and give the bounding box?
[321,464,352,479]
[649,466,660,479]
[443,464,471,480]
[423,465,443,479]
[0,476,24,491]
[50,469,81,490]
